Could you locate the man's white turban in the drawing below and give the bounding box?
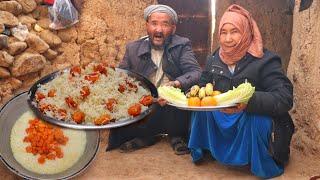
[144,4,178,24]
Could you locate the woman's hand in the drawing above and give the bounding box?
[220,103,247,114]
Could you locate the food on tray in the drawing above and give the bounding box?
[24,118,68,164]
[187,97,201,107]
[10,111,86,174]
[157,86,187,106]
[200,96,217,106]
[189,85,200,97]
[158,81,255,107]
[187,83,219,107]
[205,83,214,96]
[214,81,255,105]
[198,87,206,99]
[32,63,153,125]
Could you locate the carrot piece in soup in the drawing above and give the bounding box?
[23,118,69,164]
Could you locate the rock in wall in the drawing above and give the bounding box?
[0,0,156,106]
[70,0,156,66]
[213,0,293,71]
[287,0,320,156]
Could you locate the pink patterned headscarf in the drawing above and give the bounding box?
[218,4,264,65]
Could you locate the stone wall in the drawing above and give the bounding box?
[0,0,156,106]
[213,0,293,71]
[287,0,320,156]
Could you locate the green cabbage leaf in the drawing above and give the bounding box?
[214,82,255,105]
[158,86,187,106]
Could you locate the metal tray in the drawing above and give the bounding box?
[27,68,158,130]
[167,102,237,111]
[0,92,100,180]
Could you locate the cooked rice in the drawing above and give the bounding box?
[10,111,86,174]
[35,63,150,124]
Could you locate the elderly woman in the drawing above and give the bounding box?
[188,4,294,179]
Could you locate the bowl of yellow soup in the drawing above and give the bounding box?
[0,92,100,179]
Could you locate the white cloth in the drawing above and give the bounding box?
[150,48,169,87]
[228,64,236,74]
[144,4,178,24]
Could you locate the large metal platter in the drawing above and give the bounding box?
[0,92,100,180]
[27,68,158,130]
[167,102,237,111]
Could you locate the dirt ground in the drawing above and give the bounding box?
[0,130,319,179]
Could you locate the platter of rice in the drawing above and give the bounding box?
[28,63,158,129]
[0,92,100,179]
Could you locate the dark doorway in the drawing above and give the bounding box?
[158,0,211,68]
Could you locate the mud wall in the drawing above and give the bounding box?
[213,0,293,71]
[0,0,156,106]
[287,0,320,156]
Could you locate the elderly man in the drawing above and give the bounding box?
[107,4,201,155]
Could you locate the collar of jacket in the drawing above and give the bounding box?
[137,34,185,58]
[212,49,254,77]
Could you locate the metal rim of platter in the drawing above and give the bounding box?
[0,91,101,180]
[27,67,158,130]
[167,102,237,111]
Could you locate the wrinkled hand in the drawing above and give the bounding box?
[157,97,168,107]
[164,80,181,88]
[220,103,247,114]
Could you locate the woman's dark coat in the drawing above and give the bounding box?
[199,49,295,165]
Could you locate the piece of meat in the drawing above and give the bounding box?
[105,98,117,112]
[126,79,138,92]
[65,96,77,108]
[72,110,85,124]
[118,84,126,93]
[84,72,100,83]
[80,86,90,98]
[70,66,81,76]
[48,89,56,97]
[128,103,141,117]
[35,92,45,101]
[94,114,112,125]
[139,95,153,106]
[57,109,67,120]
[93,64,107,75]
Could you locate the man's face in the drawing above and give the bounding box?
[146,12,176,48]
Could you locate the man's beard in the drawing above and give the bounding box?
[151,43,164,50]
[149,33,172,50]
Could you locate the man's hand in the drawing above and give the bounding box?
[164,80,181,88]
[157,97,168,107]
[158,80,181,106]
[220,103,247,114]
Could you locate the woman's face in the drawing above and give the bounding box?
[219,23,242,51]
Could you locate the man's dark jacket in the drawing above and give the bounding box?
[119,34,201,91]
[107,35,201,150]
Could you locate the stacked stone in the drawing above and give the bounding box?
[0,0,63,105]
